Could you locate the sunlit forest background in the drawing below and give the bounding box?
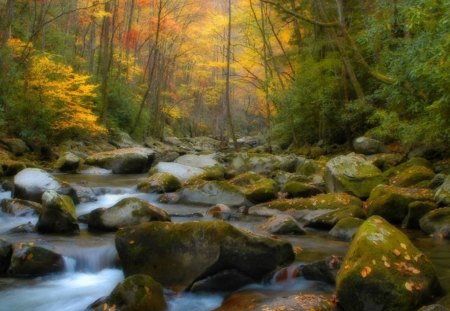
[0,0,448,149]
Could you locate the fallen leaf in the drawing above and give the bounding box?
[384,261,391,268]
[381,255,387,261]
[372,259,377,265]
[361,266,372,278]
[129,240,135,245]
[405,281,414,292]
[393,249,401,256]
[400,243,407,250]
[404,254,411,261]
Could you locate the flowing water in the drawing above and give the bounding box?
[0,173,448,311]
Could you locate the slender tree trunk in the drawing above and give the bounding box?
[1,0,14,47]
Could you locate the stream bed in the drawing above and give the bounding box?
[0,173,448,311]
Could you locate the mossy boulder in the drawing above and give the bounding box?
[353,137,383,155]
[85,147,155,174]
[301,255,343,285]
[207,204,232,220]
[328,217,364,241]
[179,180,248,207]
[151,162,205,182]
[389,165,435,187]
[36,190,79,235]
[259,215,305,235]
[336,216,441,311]
[137,172,181,193]
[249,193,362,217]
[0,138,29,156]
[367,153,405,171]
[367,185,434,224]
[1,199,43,217]
[296,159,322,176]
[8,242,65,277]
[54,152,81,172]
[306,206,366,230]
[403,201,437,229]
[83,197,170,231]
[13,168,78,203]
[419,207,450,239]
[174,153,219,168]
[215,292,337,311]
[325,153,385,199]
[190,269,254,293]
[229,153,298,175]
[229,172,277,203]
[435,175,450,206]
[0,239,12,274]
[281,181,322,198]
[91,275,167,311]
[115,221,295,291]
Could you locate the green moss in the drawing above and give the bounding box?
[229,172,277,203]
[307,206,367,229]
[390,166,435,187]
[336,216,442,311]
[137,172,181,193]
[281,181,321,198]
[402,201,436,229]
[419,207,450,236]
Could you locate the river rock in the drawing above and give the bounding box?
[151,162,205,182]
[301,255,343,285]
[402,201,437,229]
[419,207,450,239]
[36,190,79,234]
[328,217,364,241]
[137,172,181,193]
[259,215,305,235]
[353,137,383,155]
[8,242,65,277]
[229,172,277,203]
[207,204,232,220]
[306,206,367,230]
[115,221,295,291]
[13,168,78,203]
[336,216,441,311]
[249,193,362,219]
[179,180,248,207]
[435,175,450,206]
[189,136,221,152]
[85,147,155,174]
[418,304,449,311]
[0,138,29,156]
[215,292,337,311]
[325,153,385,199]
[89,274,167,311]
[174,154,219,168]
[54,152,81,172]
[230,153,298,175]
[0,239,12,274]
[367,153,405,171]
[367,184,434,224]
[1,199,43,217]
[85,197,170,231]
[389,165,435,188]
[281,181,322,198]
[7,223,36,234]
[190,269,254,292]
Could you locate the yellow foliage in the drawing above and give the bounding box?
[27,53,106,135]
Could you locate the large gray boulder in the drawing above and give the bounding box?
[174,154,219,168]
[179,180,248,207]
[419,207,450,239]
[325,153,385,198]
[115,221,295,291]
[83,197,170,231]
[435,176,450,206]
[353,137,383,155]
[85,147,155,174]
[13,168,77,203]
[151,162,205,182]
[54,152,81,172]
[230,153,298,175]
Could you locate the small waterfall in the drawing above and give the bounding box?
[271,264,302,285]
[63,244,118,272]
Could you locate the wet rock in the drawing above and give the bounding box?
[1,199,43,217]
[36,190,79,234]
[71,184,97,203]
[389,165,435,188]
[306,206,366,230]
[190,269,254,293]
[13,168,78,203]
[301,255,343,285]
[158,192,180,204]
[229,172,277,203]
[1,179,13,191]
[189,136,221,152]
[179,180,248,207]
[85,147,155,174]
[328,217,364,241]
[281,181,322,198]
[367,184,434,224]
[88,275,167,311]
[0,239,12,274]
[336,216,441,311]
[54,152,81,172]
[151,162,205,182]
[325,153,385,199]
[417,304,449,311]
[419,207,450,239]
[137,172,181,194]
[85,197,170,231]
[435,175,450,206]
[78,166,112,175]
[174,154,219,168]
[7,223,36,234]
[229,153,298,175]
[207,204,232,220]
[215,292,337,311]
[8,242,65,277]
[109,131,140,149]
[115,221,294,291]
[402,201,437,229]
[353,137,383,155]
[259,215,305,235]
[367,153,405,171]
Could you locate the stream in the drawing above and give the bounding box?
[0,173,448,311]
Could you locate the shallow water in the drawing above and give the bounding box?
[0,173,449,311]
